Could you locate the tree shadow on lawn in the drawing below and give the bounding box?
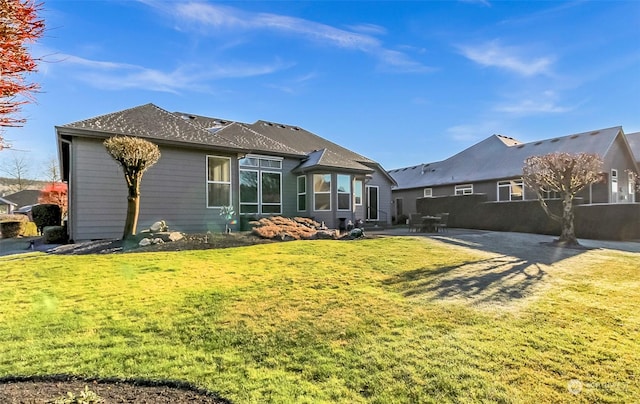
[385,231,591,307]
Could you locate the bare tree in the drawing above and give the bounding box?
[523,152,603,245]
[104,136,161,239]
[0,152,32,192]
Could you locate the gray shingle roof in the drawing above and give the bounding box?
[627,132,640,163]
[60,104,242,150]
[390,127,625,190]
[3,189,40,208]
[58,103,380,173]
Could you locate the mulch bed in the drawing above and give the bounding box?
[0,375,230,403]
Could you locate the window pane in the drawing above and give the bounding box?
[297,176,306,193]
[338,193,350,210]
[314,174,331,192]
[498,186,510,201]
[337,175,351,193]
[262,205,281,214]
[315,193,330,211]
[208,157,230,182]
[240,204,259,214]
[240,170,258,203]
[354,180,363,205]
[260,159,281,169]
[239,157,258,167]
[262,172,281,203]
[298,194,306,211]
[208,183,230,207]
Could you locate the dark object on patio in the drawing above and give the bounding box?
[435,213,450,232]
[408,214,423,232]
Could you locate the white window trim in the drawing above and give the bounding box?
[206,155,232,208]
[455,184,473,195]
[239,168,259,214]
[423,188,433,198]
[354,179,363,206]
[297,175,307,212]
[260,170,282,215]
[497,179,524,201]
[240,154,283,169]
[337,174,351,211]
[239,168,282,215]
[629,172,636,203]
[313,174,331,212]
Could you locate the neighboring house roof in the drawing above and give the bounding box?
[0,196,17,207]
[627,132,640,163]
[58,103,383,174]
[3,189,40,208]
[390,126,626,190]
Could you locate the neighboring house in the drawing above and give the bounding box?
[56,103,395,241]
[0,196,17,214]
[389,126,639,218]
[3,189,41,210]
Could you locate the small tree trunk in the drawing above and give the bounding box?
[559,193,578,245]
[123,194,140,240]
[123,175,141,240]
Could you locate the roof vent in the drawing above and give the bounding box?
[180,115,196,120]
[290,127,300,131]
[534,141,543,146]
[589,131,600,136]
[551,138,559,143]
[571,135,579,139]
[517,145,525,149]
[278,124,286,129]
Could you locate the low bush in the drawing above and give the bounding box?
[20,221,39,237]
[0,221,23,238]
[44,225,68,244]
[32,204,61,233]
[0,213,29,223]
[251,216,321,240]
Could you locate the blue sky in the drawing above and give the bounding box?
[2,0,639,178]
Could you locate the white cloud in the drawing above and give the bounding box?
[494,90,576,115]
[56,53,290,93]
[458,40,553,76]
[495,99,572,115]
[149,1,431,74]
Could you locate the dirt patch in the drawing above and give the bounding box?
[0,376,229,403]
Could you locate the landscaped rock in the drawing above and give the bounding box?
[139,238,152,247]
[168,232,183,242]
[149,220,168,232]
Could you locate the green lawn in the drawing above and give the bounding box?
[1,237,638,403]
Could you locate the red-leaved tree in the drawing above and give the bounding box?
[39,181,67,219]
[0,0,45,149]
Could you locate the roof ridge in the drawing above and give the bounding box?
[62,103,158,128]
[231,122,304,155]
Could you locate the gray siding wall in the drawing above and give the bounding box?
[70,138,236,240]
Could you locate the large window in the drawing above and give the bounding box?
[455,184,473,195]
[497,180,524,201]
[354,180,363,205]
[297,176,307,211]
[314,174,331,211]
[207,156,231,207]
[337,174,351,210]
[239,155,282,214]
